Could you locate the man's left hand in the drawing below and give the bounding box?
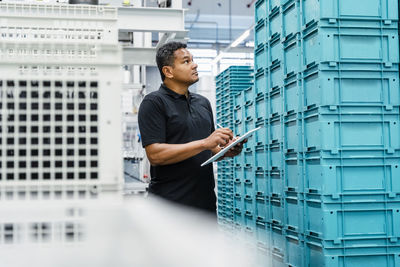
[222,137,247,158]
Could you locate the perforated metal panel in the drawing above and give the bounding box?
[0,3,123,191]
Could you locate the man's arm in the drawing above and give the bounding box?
[145,128,233,166]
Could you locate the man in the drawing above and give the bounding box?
[138,42,244,214]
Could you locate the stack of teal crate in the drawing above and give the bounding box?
[230,0,400,266]
[216,66,253,228]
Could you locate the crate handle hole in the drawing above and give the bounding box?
[395,165,398,168]
[330,211,333,214]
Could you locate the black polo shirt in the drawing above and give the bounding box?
[138,84,216,212]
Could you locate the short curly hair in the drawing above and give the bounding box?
[156,42,187,81]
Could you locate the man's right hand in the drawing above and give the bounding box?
[202,128,234,150]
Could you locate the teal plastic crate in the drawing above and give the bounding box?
[255,0,267,23]
[283,34,301,75]
[301,64,400,109]
[268,86,283,116]
[267,7,282,37]
[304,198,400,246]
[284,152,303,191]
[284,112,301,151]
[284,190,305,233]
[303,156,400,197]
[254,120,268,146]
[255,169,268,198]
[300,0,399,27]
[255,144,268,171]
[269,60,284,89]
[269,194,284,224]
[301,23,399,67]
[305,241,400,267]
[282,0,301,38]
[283,74,301,114]
[269,115,283,143]
[270,167,283,195]
[255,68,267,96]
[255,93,267,122]
[269,34,283,65]
[302,110,400,152]
[256,194,269,223]
[255,43,267,71]
[255,19,267,47]
[270,142,284,169]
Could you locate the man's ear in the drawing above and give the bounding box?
[162,66,174,79]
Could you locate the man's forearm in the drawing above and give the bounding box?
[146,140,207,166]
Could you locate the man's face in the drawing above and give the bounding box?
[169,48,199,85]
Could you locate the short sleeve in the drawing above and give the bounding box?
[138,97,166,147]
[205,98,215,132]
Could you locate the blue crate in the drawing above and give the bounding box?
[284,190,305,233]
[284,152,303,191]
[255,19,267,47]
[301,24,399,67]
[244,194,255,215]
[284,113,301,151]
[283,74,301,114]
[271,251,286,267]
[232,111,243,128]
[268,7,282,37]
[255,43,267,71]
[244,101,255,121]
[304,196,400,243]
[301,0,399,27]
[269,115,283,143]
[270,142,283,169]
[255,144,268,171]
[256,193,269,223]
[244,211,256,231]
[269,60,284,89]
[270,194,284,224]
[255,219,270,248]
[301,65,400,109]
[269,222,286,254]
[305,241,400,267]
[244,165,255,190]
[244,114,255,129]
[234,207,245,225]
[243,147,254,168]
[270,167,283,195]
[234,119,244,138]
[283,34,301,76]
[234,90,244,107]
[269,87,283,116]
[303,157,400,196]
[269,34,283,65]
[255,0,267,22]
[285,230,305,267]
[303,110,400,152]
[282,0,300,38]
[244,86,254,102]
[255,68,267,96]
[255,93,267,121]
[255,120,268,146]
[255,169,268,197]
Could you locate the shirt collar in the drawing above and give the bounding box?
[160,83,192,99]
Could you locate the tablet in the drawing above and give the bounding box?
[200,126,261,167]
